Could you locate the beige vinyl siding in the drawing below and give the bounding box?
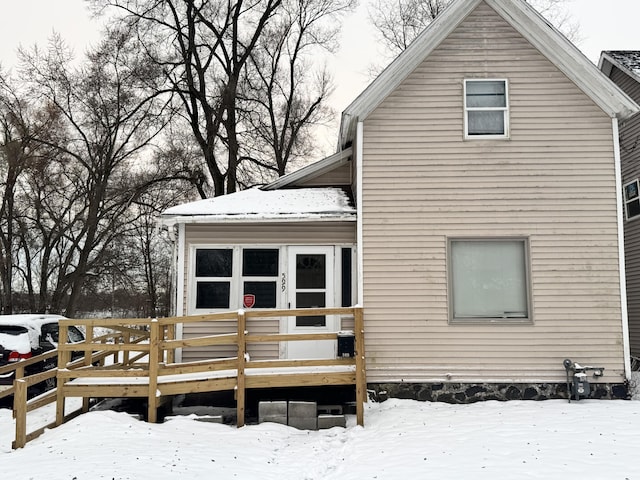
[181,222,356,362]
[296,163,352,187]
[361,2,625,384]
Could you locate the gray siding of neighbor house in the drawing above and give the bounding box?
[181,222,356,362]
[360,2,625,384]
[610,66,640,358]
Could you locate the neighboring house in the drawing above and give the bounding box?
[600,51,640,362]
[161,0,639,401]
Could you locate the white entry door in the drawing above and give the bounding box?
[286,246,336,359]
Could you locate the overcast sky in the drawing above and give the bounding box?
[0,0,638,150]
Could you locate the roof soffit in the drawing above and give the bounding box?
[599,52,640,87]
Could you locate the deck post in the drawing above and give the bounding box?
[236,310,247,428]
[56,323,70,426]
[82,324,94,413]
[354,306,366,426]
[166,323,176,364]
[148,319,160,423]
[123,331,131,365]
[13,379,27,449]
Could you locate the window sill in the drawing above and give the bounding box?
[449,318,533,325]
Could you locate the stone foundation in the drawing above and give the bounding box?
[368,381,629,403]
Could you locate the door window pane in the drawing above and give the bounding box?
[296,254,326,289]
[450,240,528,321]
[196,282,231,309]
[296,292,326,327]
[243,249,279,276]
[341,248,352,308]
[196,249,232,277]
[243,281,277,308]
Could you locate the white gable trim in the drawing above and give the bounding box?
[340,0,639,149]
[489,1,637,120]
[613,118,632,381]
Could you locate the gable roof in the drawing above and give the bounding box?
[339,0,640,149]
[160,187,356,225]
[600,51,640,85]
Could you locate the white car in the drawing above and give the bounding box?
[0,315,85,395]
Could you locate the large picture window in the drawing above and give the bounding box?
[449,238,530,323]
[464,79,509,138]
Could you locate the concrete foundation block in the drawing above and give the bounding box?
[288,416,318,430]
[194,415,224,424]
[317,404,343,415]
[318,414,346,429]
[259,401,288,425]
[288,401,317,418]
[288,401,318,430]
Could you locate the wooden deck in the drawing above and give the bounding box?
[9,307,366,449]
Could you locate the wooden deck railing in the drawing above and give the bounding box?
[10,307,365,449]
[6,326,148,449]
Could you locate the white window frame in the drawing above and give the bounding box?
[624,179,640,221]
[190,245,283,314]
[464,79,510,139]
[191,247,237,313]
[240,247,282,309]
[448,237,532,324]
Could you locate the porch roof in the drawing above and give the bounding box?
[160,187,356,225]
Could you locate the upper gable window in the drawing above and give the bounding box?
[464,79,509,139]
[625,179,640,220]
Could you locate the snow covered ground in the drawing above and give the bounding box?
[1,378,640,479]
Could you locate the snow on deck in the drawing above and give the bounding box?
[160,187,356,222]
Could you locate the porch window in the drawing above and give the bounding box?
[464,79,509,138]
[242,249,279,308]
[625,179,640,220]
[195,249,233,309]
[449,238,530,323]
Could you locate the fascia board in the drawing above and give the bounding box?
[339,0,482,148]
[159,214,357,227]
[489,0,639,120]
[339,0,640,150]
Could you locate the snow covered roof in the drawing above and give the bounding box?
[600,51,640,85]
[339,0,640,149]
[160,187,356,225]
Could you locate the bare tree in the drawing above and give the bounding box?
[369,0,580,61]
[88,0,355,195]
[18,28,173,316]
[0,72,62,313]
[241,0,356,184]
[0,73,32,313]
